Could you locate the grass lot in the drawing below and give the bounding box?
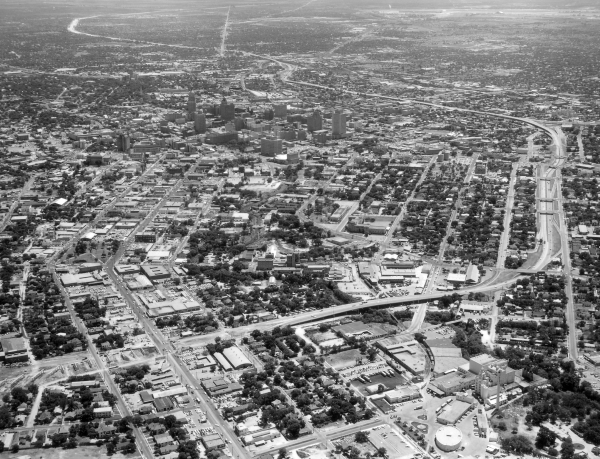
[411,421,429,433]
[490,401,538,445]
[520,243,544,270]
[336,433,378,456]
[0,445,140,459]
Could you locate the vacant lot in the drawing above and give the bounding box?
[324,348,364,370]
[0,445,140,459]
[306,328,338,344]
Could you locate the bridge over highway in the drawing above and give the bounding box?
[178,275,523,346]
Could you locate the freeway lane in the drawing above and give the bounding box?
[283,79,561,140]
[256,418,386,458]
[281,77,578,361]
[552,128,577,360]
[496,163,518,270]
[178,275,524,348]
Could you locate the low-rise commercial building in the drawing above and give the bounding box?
[0,337,29,363]
[141,265,171,281]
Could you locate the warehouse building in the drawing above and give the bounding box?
[0,337,29,363]
[383,386,421,404]
[222,346,253,370]
[142,297,201,317]
[437,400,473,425]
[214,352,233,371]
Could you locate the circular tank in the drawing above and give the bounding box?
[435,426,463,452]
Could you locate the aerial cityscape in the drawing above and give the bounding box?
[1,0,600,458]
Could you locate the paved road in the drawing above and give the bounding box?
[372,158,433,266]
[49,265,154,459]
[279,78,578,362]
[406,302,428,334]
[577,130,585,162]
[496,163,518,269]
[178,275,523,349]
[169,177,224,264]
[99,169,251,459]
[48,154,166,265]
[551,128,577,360]
[219,6,231,56]
[0,176,35,232]
[436,153,479,263]
[256,418,385,457]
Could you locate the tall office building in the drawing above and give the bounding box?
[312,130,328,145]
[234,117,246,131]
[194,112,207,134]
[264,108,274,121]
[261,136,283,157]
[187,92,196,114]
[273,104,287,118]
[117,134,130,152]
[286,252,298,267]
[307,110,323,132]
[219,98,235,122]
[332,110,347,138]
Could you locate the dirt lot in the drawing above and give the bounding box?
[324,348,364,370]
[0,355,90,396]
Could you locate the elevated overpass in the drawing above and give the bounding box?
[178,276,523,346]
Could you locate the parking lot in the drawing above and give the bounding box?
[181,408,212,439]
[140,408,215,458]
[347,365,410,395]
[368,424,417,459]
[580,365,600,391]
[394,392,490,459]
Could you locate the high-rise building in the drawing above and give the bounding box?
[332,110,347,138]
[312,130,328,145]
[234,117,246,131]
[287,114,303,123]
[286,252,298,267]
[263,108,274,121]
[261,136,283,157]
[307,110,323,132]
[287,151,300,165]
[219,98,235,122]
[194,113,207,134]
[274,125,296,141]
[187,92,196,114]
[247,119,271,133]
[117,134,130,152]
[273,104,287,118]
